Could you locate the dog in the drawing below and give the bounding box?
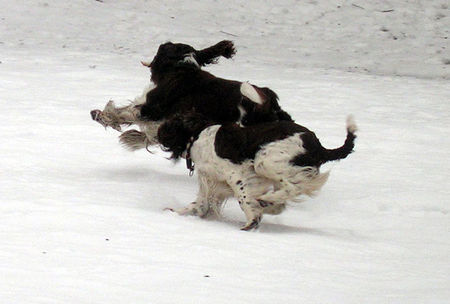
[90,40,292,151]
[157,113,357,230]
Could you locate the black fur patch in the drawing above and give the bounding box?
[291,129,356,167]
[157,112,213,159]
[214,121,308,164]
[159,113,357,171]
[290,131,325,167]
[140,41,292,127]
[215,120,356,166]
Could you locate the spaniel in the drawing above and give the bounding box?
[90,40,292,151]
[157,113,357,230]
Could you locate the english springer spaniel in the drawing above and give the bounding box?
[157,113,357,230]
[90,40,292,151]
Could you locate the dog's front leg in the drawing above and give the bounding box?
[169,201,210,217]
[91,100,140,131]
[166,173,214,217]
[140,85,180,121]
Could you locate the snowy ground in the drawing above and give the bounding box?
[1,1,449,303]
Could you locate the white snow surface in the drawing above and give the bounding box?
[1,1,449,303]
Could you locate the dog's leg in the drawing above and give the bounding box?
[91,84,154,130]
[170,201,210,217]
[258,179,299,203]
[259,199,286,215]
[91,100,140,131]
[227,176,264,231]
[254,141,328,202]
[239,200,263,231]
[168,173,229,218]
[257,171,329,203]
[140,86,175,121]
[170,182,210,217]
[199,175,231,218]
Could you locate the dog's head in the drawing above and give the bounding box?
[157,112,213,159]
[142,40,236,84]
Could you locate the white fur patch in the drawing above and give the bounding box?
[237,105,247,126]
[240,82,263,105]
[183,53,200,68]
[254,134,328,201]
[133,83,156,106]
[346,115,358,133]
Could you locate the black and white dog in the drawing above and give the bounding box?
[158,113,357,230]
[91,40,292,151]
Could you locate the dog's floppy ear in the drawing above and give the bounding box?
[157,117,191,159]
[181,112,212,134]
[195,40,236,66]
[158,112,213,159]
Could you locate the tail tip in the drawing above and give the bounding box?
[346,115,358,134]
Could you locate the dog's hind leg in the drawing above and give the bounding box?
[239,200,263,231]
[260,200,286,215]
[226,176,264,231]
[258,170,329,203]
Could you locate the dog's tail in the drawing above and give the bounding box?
[322,115,357,163]
[239,83,293,125]
[292,115,357,168]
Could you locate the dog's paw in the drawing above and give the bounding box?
[91,109,121,130]
[240,216,261,231]
[90,109,102,121]
[90,107,122,132]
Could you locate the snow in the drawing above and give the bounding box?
[1,0,449,303]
